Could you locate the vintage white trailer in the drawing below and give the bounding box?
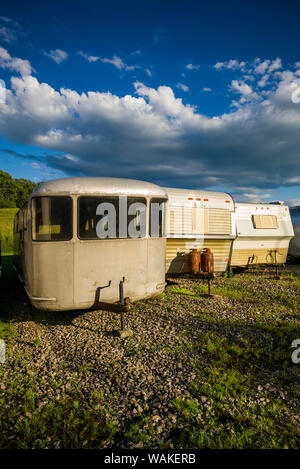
[230,202,294,267]
[13,177,167,311]
[288,206,300,259]
[164,188,236,274]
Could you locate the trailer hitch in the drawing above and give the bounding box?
[92,277,132,338]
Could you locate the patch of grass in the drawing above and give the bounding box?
[223,267,234,278]
[171,398,199,422]
[172,315,300,448]
[0,319,16,343]
[195,278,299,311]
[186,319,299,376]
[281,271,295,281]
[171,357,298,448]
[0,208,18,254]
[171,388,291,449]
[170,287,195,297]
[33,337,42,348]
[0,361,118,449]
[124,417,158,447]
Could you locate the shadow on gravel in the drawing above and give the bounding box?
[0,255,88,326]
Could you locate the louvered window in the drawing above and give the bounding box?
[252,215,278,229]
[205,209,231,234]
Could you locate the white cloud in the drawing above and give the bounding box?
[0,47,32,76]
[230,80,261,102]
[214,61,224,70]
[100,55,137,71]
[236,191,272,203]
[0,16,22,43]
[100,55,125,70]
[254,59,270,74]
[257,74,269,87]
[0,49,300,198]
[176,83,189,92]
[46,49,68,64]
[130,49,141,57]
[98,54,150,74]
[215,57,282,83]
[78,50,152,75]
[214,59,246,71]
[252,57,282,75]
[287,198,300,207]
[78,51,100,63]
[202,87,212,92]
[0,16,20,27]
[268,57,282,73]
[185,63,200,71]
[0,26,17,43]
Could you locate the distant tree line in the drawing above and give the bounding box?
[0,170,37,208]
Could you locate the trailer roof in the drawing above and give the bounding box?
[163,187,234,202]
[31,177,168,198]
[235,202,288,209]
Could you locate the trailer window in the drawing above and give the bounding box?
[252,215,278,229]
[32,197,73,241]
[149,198,166,237]
[78,196,147,239]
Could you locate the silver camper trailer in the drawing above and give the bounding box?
[230,202,294,267]
[288,206,300,260]
[164,188,235,274]
[13,177,167,311]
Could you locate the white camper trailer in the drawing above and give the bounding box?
[164,188,235,274]
[288,206,300,259]
[230,202,294,267]
[13,177,167,311]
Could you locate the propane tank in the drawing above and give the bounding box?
[201,248,214,273]
[189,249,200,274]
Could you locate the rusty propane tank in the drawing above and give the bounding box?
[201,248,214,273]
[189,248,200,274]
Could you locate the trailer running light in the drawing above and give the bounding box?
[188,197,193,200]
[225,200,230,203]
[196,198,201,201]
[204,198,208,201]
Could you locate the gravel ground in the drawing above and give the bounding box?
[1,259,300,448]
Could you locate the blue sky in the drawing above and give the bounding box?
[0,0,300,204]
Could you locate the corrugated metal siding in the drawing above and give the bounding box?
[230,248,288,266]
[167,206,232,236]
[207,209,231,234]
[169,206,193,234]
[203,238,232,271]
[166,238,232,273]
